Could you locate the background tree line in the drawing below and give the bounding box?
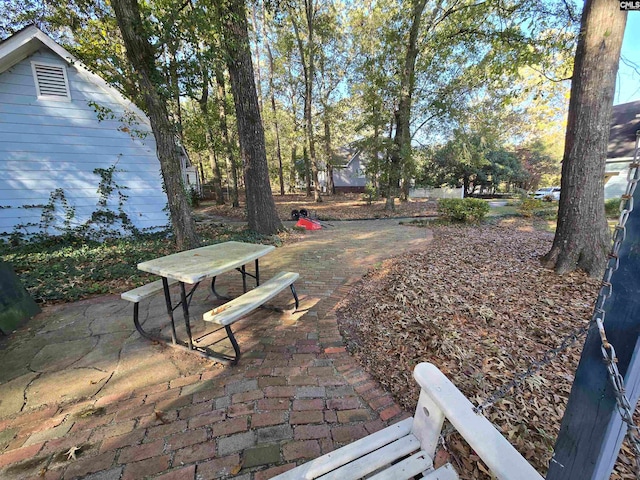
[1,0,629,277]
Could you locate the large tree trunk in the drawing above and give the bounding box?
[541,0,627,278]
[217,0,282,234]
[215,67,240,208]
[111,0,199,250]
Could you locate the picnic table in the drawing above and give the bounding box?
[121,241,298,364]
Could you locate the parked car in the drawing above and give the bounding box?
[533,186,561,201]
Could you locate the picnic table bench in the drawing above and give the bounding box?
[120,242,299,364]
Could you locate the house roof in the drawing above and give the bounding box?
[608,100,640,159]
[332,145,361,168]
[0,25,151,128]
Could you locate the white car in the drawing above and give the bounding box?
[533,186,561,201]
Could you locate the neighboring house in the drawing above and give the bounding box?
[0,25,199,238]
[332,145,368,193]
[606,99,640,200]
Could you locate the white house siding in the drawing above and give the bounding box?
[0,48,168,237]
[334,155,367,188]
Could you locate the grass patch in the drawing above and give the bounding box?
[0,223,286,305]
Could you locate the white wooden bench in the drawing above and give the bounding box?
[203,271,299,364]
[273,362,543,480]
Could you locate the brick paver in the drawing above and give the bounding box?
[0,219,431,479]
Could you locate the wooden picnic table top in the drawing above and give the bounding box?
[137,241,275,284]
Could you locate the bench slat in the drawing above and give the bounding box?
[422,463,459,480]
[203,271,299,326]
[318,435,421,480]
[273,417,414,480]
[121,278,179,303]
[367,450,434,480]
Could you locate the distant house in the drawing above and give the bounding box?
[0,25,199,238]
[332,145,368,193]
[606,100,640,200]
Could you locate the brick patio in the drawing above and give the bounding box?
[0,219,432,480]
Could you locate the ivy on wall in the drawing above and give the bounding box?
[5,164,141,242]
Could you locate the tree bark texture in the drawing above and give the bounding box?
[291,4,322,202]
[215,68,240,207]
[198,70,225,205]
[541,0,627,277]
[387,0,428,211]
[264,18,285,196]
[217,0,283,234]
[111,0,200,250]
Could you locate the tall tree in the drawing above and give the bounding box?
[111,0,200,250]
[215,0,283,234]
[290,0,322,202]
[541,0,627,277]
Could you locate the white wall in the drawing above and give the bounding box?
[0,48,169,236]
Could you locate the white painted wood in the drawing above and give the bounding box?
[421,463,459,480]
[413,363,544,480]
[411,389,445,456]
[273,417,414,480]
[203,271,299,326]
[137,242,276,284]
[367,450,434,480]
[317,435,421,480]
[120,278,179,303]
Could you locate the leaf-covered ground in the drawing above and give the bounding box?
[196,193,439,221]
[336,219,638,479]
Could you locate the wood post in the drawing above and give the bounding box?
[547,173,640,479]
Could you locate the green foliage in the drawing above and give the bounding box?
[605,198,621,218]
[0,223,283,304]
[437,198,490,223]
[518,197,545,217]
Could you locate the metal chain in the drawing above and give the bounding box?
[439,133,640,473]
[593,131,640,474]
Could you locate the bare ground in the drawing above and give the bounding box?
[196,193,438,221]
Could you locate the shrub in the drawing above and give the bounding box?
[605,198,621,218]
[518,197,545,218]
[437,198,490,223]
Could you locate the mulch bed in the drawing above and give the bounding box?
[336,219,637,479]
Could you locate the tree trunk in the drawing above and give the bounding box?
[264,15,285,196]
[324,110,335,195]
[290,145,298,193]
[250,3,264,113]
[215,67,240,208]
[198,72,225,205]
[216,0,282,234]
[387,0,428,211]
[541,0,627,278]
[291,4,322,203]
[304,146,311,196]
[111,0,199,250]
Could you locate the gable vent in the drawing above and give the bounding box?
[31,62,71,100]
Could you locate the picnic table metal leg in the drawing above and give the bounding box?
[225,325,241,365]
[290,284,299,310]
[180,282,194,350]
[162,277,178,344]
[241,265,247,292]
[255,259,260,286]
